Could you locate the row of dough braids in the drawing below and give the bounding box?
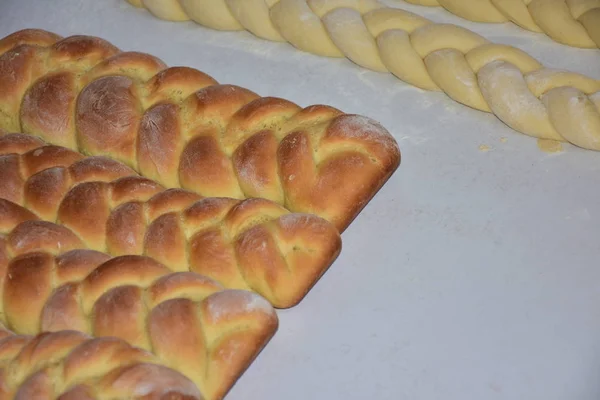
[0,197,278,400]
[0,132,343,309]
[0,28,401,232]
[0,327,205,399]
[125,0,600,151]
[401,0,600,49]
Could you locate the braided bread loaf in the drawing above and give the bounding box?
[0,132,342,309]
[0,328,205,399]
[0,28,401,233]
[124,0,600,151]
[0,197,278,400]
[402,0,600,49]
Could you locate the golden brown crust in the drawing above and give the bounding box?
[20,144,84,176]
[76,75,143,166]
[8,220,83,255]
[145,188,203,220]
[0,28,401,232]
[0,29,62,55]
[0,153,25,204]
[138,101,183,187]
[0,330,205,399]
[20,71,79,148]
[0,132,45,153]
[55,249,112,282]
[83,51,167,86]
[145,66,218,105]
[0,133,342,308]
[0,198,39,233]
[0,199,279,400]
[50,35,119,67]
[148,292,277,400]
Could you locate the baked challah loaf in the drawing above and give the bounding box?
[0,328,205,399]
[401,0,600,49]
[0,198,279,400]
[124,0,600,151]
[0,132,342,309]
[0,28,401,233]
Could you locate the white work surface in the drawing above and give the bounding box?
[1,1,600,399]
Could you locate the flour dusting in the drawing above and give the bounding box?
[526,68,567,85]
[293,0,324,25]
[206,289,274,322]
[216,339,243,364]
[589,91,600,108]
[332,115,398,152]
[525,68,577,96]
[428,49,475,89]
[243,292,274,313]
[323,7,373,53]
[234,152,266,193]
[126,364,202,398]
[542,87,600,148]
[278,212,334,236]
[323,7,360,31]
[478,60,549,132]
[277,213,313,230]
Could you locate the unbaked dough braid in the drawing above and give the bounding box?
[0,132,342,309]
[0,328,206,399]
[125,0,600,151]
[0,198,279,400]
[0,29,401,233]
[401,0,600,49]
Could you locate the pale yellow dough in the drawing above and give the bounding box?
[403,0,600,49]
[125,0,600,151]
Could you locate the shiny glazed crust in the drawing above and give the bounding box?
[0,198,279,400]
[0,131,342,309]
[0,28,401,232]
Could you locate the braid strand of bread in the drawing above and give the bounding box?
[0,28,401,233]
[0,198,279,400]
[0,328,206,399]
[0,132,342,309]
[124,0,600,151]
[399,0,600,49]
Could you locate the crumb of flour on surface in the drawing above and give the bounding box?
[537,138,563,153]
[205,290,274,322]
[500,137,507,143]
[478,144,491,152]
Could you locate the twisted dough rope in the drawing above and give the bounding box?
[401,0,600,49]
[0,132,342,309]
[0,328,205,399]
[125,0,600,151]
[0,29,401,233]
[0,198,278,400]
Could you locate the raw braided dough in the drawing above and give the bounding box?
[0,132,342,309]
[402,0,600,49]
[0,28,401,232]
[0,327,205,399]
[125,0,600,151]
[0,197,278,400]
